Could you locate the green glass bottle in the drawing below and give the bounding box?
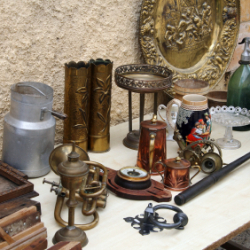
[227,37,250,131]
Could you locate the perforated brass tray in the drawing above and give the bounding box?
[139,0,240,89]
[115,64,172,93]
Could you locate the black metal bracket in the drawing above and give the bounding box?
[124,203,188,235]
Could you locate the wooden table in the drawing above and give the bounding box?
[31,115,250,249]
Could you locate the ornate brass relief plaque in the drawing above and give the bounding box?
[139,0,240,88]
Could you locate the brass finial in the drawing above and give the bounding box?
[175,156,181,162]
[151,114,157,124]
[68,142,80,162]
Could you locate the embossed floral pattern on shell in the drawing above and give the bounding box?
[176,107,194,127]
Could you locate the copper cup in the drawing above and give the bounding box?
[155,157,200,191]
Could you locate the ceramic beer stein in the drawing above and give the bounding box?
[165,94,211,145]
[154,157,200,191]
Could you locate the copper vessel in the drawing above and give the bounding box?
[173,79,209,100]
[206,90,227,108]
[155,157,200,191]
[88,59,113,152]
[137,115,166,174]
[63,61,91,151]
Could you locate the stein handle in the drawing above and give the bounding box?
[153,160,166,183]
[149,132,156,174]
[165,99,182,130]
[190,162,201,184]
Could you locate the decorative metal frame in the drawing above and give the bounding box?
[139,0,240,89]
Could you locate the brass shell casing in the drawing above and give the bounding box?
[63,61,91,151]
[88,59,113,152]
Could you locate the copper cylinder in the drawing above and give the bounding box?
[137,115,166,174]
[88,59,113,152]
[63,61,91,151]
[163,158,191,191]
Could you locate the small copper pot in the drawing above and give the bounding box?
[155,157,200,191]
[137,115,167,175]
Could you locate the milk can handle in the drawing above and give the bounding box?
[40,108,67,120]
[16,84,47,98]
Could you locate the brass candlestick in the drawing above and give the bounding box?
[53,143,89,247]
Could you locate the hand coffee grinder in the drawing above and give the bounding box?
[53,143,89,247]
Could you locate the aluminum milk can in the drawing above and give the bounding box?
[2,82,67,178]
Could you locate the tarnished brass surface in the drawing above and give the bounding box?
[53,143,89,247]
[115,64,172,93]
[173,130,223,174]
[49,144,90,175]
[140,0,240,89]
[53,225,88,247]
[63,61,91,151]
[46,144,108,238]
[54,188,100,230]
[88,59,113,152]
[117,166,150,182]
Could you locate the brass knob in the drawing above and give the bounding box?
[151,114,157,124]
[175,157,181,162]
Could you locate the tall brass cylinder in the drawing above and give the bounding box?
[88,59,113,152]
[63,61,91,151]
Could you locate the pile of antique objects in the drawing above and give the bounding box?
[1,1,250,248]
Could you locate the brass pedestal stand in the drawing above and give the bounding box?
[53,190,88,247]
[115,64,172,150]
[52,143,89,247]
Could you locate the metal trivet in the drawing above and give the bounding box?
[124,203,188,235]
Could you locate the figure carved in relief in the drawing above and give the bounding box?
[164,24,176,45]
[201,2,212,33]
[164,1,212,48]
[176,9,193,45]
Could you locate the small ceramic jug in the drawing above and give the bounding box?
[164,94,211,145]
[137,114,167,175]
[154,157,200,191]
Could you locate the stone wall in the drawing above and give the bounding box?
[0,0,249,150]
